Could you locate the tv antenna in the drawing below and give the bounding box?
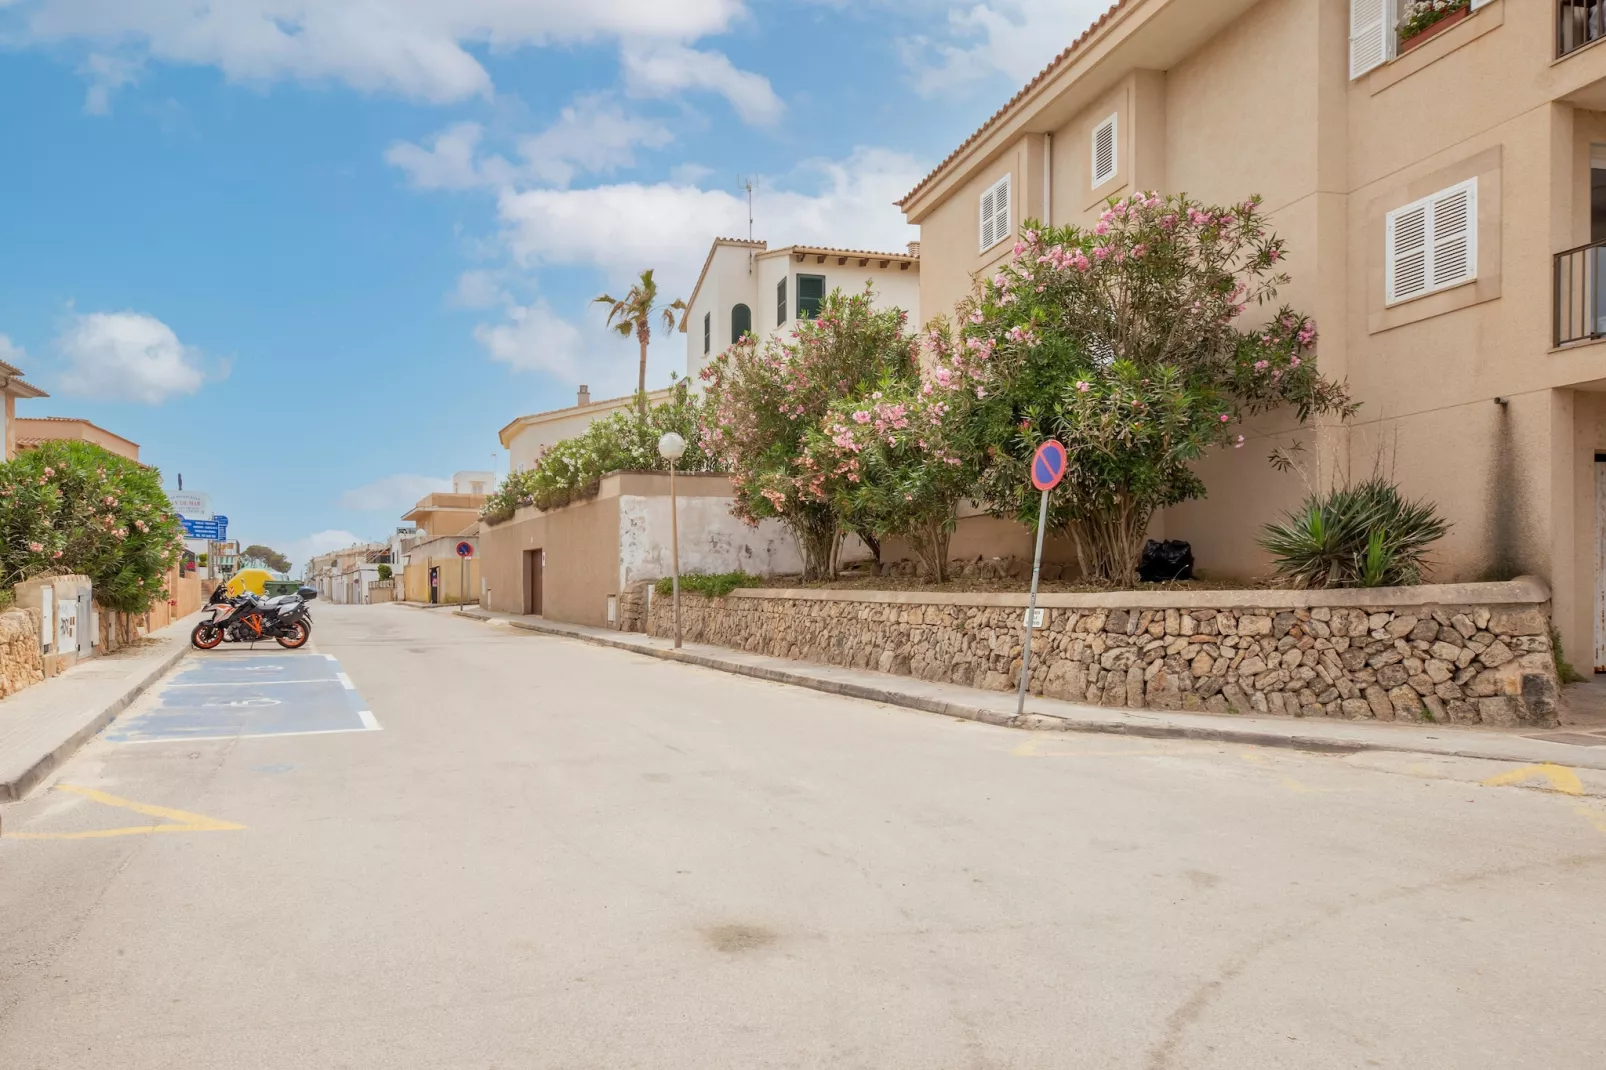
[737,175,756,241]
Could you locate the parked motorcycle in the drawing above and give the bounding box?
[191,583,318,650]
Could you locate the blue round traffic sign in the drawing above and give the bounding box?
[1031,440,1067,491]
[456,541,474,558]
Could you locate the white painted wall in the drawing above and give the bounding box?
[617,493,803,587]
[504,389,671,474]
[452,470,495,495]
[685,243,922,386]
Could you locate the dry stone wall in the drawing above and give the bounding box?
[648,587,1561,727]
[0,608,44,700]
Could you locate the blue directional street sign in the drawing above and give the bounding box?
[181,514,229,540]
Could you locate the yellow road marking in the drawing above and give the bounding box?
[1573,805,1606,834]
[6,784,245,841]
[1480,763,1583,796]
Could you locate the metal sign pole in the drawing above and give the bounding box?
[670,460,682,649]
[460,556,466,607]
[1016,487,1050,718]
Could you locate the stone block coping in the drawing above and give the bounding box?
[725,576,1550,611]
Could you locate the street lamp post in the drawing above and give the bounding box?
[657,432,687,649]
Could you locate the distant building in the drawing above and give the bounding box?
[13,416,140,462]
[0,358,49,461]
[681,237,921,386]
[499,385,671,475]
[400,471,492,538]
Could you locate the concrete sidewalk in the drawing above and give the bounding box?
[0,613,196,801]
[456,606,1606,771]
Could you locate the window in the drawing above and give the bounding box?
[777,278,787,325]
[979,175,1010,251]
[703,311,711,354]
[1385,177,1477,305]
[470,482,485,495]
[1349,0,1392,78]
[1091,114,1118,188]
[731,303,752,342]
[797,274,826,319]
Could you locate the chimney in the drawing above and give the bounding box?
[906,241,921,257]
[577,384,591,407]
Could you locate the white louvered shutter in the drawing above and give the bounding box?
[980,175,1010,251]
[1469,0,1494,9]
[1350,0,1391,79]
[1092,115,1117,187]
[1429,180,1477,290]
[1385,178,1477,305]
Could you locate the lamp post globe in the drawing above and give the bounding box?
[657,431,687,462]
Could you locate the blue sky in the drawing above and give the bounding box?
[0,0,1111,567]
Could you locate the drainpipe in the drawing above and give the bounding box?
[1042,132,1052,227]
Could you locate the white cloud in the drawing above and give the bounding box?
[473,300,590,380]
[54,310,210,403]
[339,473,452,512]
[904,0,1114,94]
[619,41,783,125]
[385,122,509,191]
[515,94,674,186]
[494,146,924,297]
[0,334,26,366]
[285,529,367,570]
[451,269,509,310]
[17,0,748,104]
[388,96,674,191]
[79,52,141,114]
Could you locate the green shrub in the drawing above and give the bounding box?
[377,564,392,582]
[483,381,715,525]
[654,571,760,598]
[0,441,187,612]
[1258,477,1448,588]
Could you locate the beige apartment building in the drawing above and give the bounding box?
[901,0,1606,671]
[500,385,672,474]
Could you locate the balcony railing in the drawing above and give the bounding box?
[1554,241,1606,346]
[1561,0,1606,57]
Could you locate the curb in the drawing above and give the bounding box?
[0,642,189,803]
[453,610,1408,759]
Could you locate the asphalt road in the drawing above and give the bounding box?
[2,603,1604,1069]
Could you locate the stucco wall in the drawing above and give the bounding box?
[618,490,801,587]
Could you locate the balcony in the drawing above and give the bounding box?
[1554,240,1606,345]
[1561,1,1606,58]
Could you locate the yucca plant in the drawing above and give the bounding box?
[1259,477,1448,588]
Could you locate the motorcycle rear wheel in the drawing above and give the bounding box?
[275,620,310,649]
[191,623,223,650]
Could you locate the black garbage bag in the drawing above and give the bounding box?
[1138,539,1194,583]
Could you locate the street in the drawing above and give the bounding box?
[2,604,1604,1069]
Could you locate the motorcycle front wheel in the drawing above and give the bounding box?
[191,623,223,650]
[275,620,310,649]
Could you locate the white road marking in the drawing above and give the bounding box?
[358,709,381,730]
[114,725,383,745]
[165,679,340,688]
[337,672,355,690]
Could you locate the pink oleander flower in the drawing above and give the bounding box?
[1234,435,1246,449]
[852,411,871,424]
[1075,381,1092,393]
[1254,360,1270,371]
[1219,414,1230,423]
[27,541,42,553]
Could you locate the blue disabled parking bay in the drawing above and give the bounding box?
[106,653,381,744]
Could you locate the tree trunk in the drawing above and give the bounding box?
[908,517,952,584]
[1067,500,1151,586]
[637,325,650,416]
[790,516,838,582]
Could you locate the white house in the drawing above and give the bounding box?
[499,386,672,475]
[682,238,921,385]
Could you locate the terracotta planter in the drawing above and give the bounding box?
[1399,6,1469,53]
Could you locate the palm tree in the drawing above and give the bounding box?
[595,269,687,415]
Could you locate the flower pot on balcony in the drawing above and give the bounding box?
[1399,7,1469,53]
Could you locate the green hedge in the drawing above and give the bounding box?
[653,571,761,598]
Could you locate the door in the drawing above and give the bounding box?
[523,549,543,616]
[429,567,439,605]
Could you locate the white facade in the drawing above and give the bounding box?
[451,470,495,496]
[683,239,921,386]
[500,387,672,475]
